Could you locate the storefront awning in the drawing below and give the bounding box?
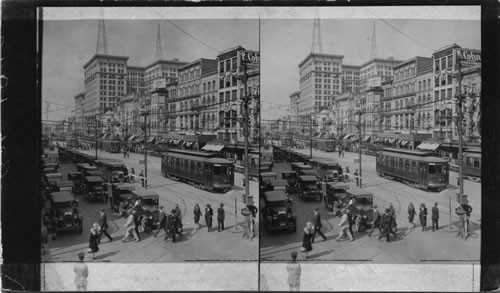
[202,143,225,152]
[185,142,193,147]
[362,135,371,142]
[417,142,440,151]
[128,134,137,141]
[400,140,409,146]
[147,136,156,144]
[342,134,352,140]
[350,134,359,141]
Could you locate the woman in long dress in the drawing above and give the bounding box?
[408,203,417,229]
[88,223,100,260]
[193,203,202,229]
[301,222,314,259]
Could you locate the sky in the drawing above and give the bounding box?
[41,6,480,122]
[260,7,481,120]
[41,7,259,121]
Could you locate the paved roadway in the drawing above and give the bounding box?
[260,147,481,264]
[45,148,259,263]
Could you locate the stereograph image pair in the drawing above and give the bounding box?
[37,6,484,291]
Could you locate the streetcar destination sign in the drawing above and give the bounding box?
[240,50,260,64]
[455,49,481,64]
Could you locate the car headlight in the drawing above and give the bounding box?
[272,215,277,220]
[73,214,79,219]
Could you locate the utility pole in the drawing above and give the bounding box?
[142,110,149,189]
[309,115,313,159]
[243,62,250,204]
[357,110,363,188]
[456,61,464,203]
[95,116,98,160]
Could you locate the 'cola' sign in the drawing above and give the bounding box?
[455,49,481,64]
[240,50,260,64]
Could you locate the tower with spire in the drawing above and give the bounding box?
[311,9,323,53]
[370,21,378,59]
[154,23,163,61]
[96,8,108,55]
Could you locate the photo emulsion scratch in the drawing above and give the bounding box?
[40,6,259,291]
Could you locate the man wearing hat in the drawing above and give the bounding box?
[378,208,392,242]
[312,207,327,242]
[122,209,140,242]
[154,206,168,238]
[217,203,225,232]
[367,204,381,237]
[98,208,113,243]
[287,251,301,291]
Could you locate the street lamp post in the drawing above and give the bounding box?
[357,110,363,188]
[142,110,149,189]
[95,116,99,160]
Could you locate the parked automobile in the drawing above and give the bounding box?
[261,190,297,232]
[48,191,83,234]
[297,175,322,201]
[83,176,107,202]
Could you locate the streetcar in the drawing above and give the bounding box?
[314,138,336,152]
[100,138,122,153]
[462,148,481,182]
[161,149,234,192]
[376,148,449,191]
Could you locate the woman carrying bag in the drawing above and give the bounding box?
[88,223,100,260]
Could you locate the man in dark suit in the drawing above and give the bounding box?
[217,203,225,232]
[367,205,381,237]
[165,209,178,243]
[431,202,439,231]
[312,207,327,242]
[98,208,113,243]
[154,206,168,238]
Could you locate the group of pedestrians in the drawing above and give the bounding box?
[153,205,184,243]
[87,208,113,260]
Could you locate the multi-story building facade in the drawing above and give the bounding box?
[216,46,260,144]
[74,92,85,135]
[174,58,217,147]
[149,88,168,139]
[415,64,434,135]
[289,91,300,134]
[432,44,461,142]
[116,93,137,138]
[298,53,344,122]
[126,66,146,95]
[334,92,356,137]
[200,69,218,135]
[460,63,481,143]
[144,59,187,94]
[83,54,129,120]
[359,57,402,92]
[342,65,360,94]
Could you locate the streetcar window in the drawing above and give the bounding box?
[390,157,394,167]
[411,161,416,172]
[175,158,180,168]
[197,162,202,174]
[399,159,403,169]
[436,165,444,174]
[404,160,409,171]
[428,165,436,174]
[190,161,195,173]
[473,159,480,168]
[465,157,471,167]
[213,165,226,175]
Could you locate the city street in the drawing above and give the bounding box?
[260,147,480,263]
[45,148,259,263]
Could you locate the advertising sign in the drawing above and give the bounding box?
[240,50,260,64]
[455,49,481,65]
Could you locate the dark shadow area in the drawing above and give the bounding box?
[94,250,120,260]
